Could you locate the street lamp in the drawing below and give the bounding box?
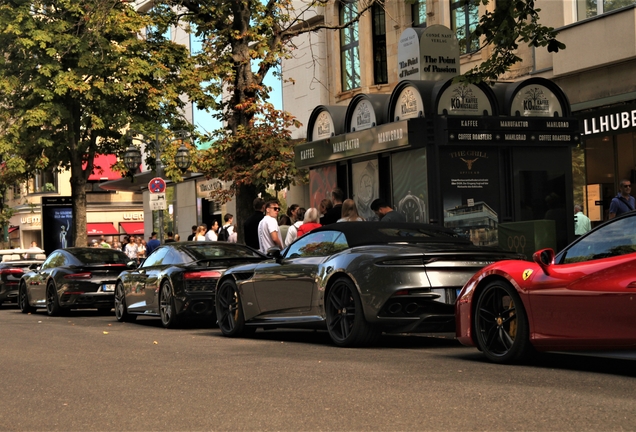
[123,130,192,244]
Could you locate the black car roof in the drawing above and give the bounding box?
[312,222,473,248]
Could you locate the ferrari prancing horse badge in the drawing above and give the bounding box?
[522,269,533,280]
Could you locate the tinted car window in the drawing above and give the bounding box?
[561,215,636,263]
[285,231,349,258]
[41,252,67,270]
[70,249,129,265]
[184,243,263,260]
[161,248,185,265]
[142,247,170,267]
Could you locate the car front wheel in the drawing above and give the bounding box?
[115,282,136,323]
[46,284,62,316]
[474,280,532,363]
[19,282,35,314]
[325,277,379,347]
[159,281,179,329]
[215,279,253,337]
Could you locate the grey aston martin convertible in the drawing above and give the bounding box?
[215,222,523,347]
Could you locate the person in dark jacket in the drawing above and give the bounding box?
[243,197,265,249]
[320,187,344,226]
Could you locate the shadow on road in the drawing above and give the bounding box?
[452,349,636,377]
[206,327,464,350]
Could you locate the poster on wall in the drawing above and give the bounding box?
[352,160,380,221]
[309,164,338,210]
[440,148,500,246]
[41,196,74,255]
[392,148,428,223]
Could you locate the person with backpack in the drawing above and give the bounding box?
[217,213,234,242]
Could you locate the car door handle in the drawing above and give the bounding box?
[627,282,636,288]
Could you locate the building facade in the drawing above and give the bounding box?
[283,0,636,248]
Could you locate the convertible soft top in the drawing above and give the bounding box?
[312,222,474,248]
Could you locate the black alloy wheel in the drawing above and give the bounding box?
[215,279,253,337]
[18,282,35,314]
[325,277,379,347]
[159,281,179,329]
[115,282,136,322]
[46,283,62,316]
[474,281,532,363]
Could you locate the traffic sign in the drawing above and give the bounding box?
[148,177,167,194]
[149,193,167,210]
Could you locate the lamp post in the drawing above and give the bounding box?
[124,130,192,244]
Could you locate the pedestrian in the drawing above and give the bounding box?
[338,199,364,222]
[146,232,160,255]
[217,214,234,242]
[609,179,635,219]
[371,199,406,222]
[112,239,122,251]
[206,220,219,241]
[320,187,344,225]
[287,204,301,223]
[164,231,176,243]
[574,204,591,236]
[257,200,283,253]
[244,197,265,249]
[124,236,138,262]
[174,234,181,242]
[187,225,197,241]
[284,207,305,247]
[319,198,333,219]
[100,235,111,248]
[278,214,291,244]
[136,237,146,259]
[297,208,322,237]
[195,225,207,241]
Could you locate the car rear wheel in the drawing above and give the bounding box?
[474,281,532,363]
[19,282,35,314]
[46,283,62,316]
[159,281,179,329]
[216,279,254,337]
[325,277,379,347]
[115,282,136,322]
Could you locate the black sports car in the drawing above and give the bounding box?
[0,249,47,307]
[216,222,523,347]
[114,242,267,328]
[18,248,134,315]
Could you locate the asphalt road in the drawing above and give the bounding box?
[1,305,635,431]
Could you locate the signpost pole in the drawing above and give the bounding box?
[155,130,164,244]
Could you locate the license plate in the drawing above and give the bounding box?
[102,284,115,292]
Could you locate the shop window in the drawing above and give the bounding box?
[411,0,427,27]
[340,1,361,91]
[372,3,388,85]
[576,0,636,21]
[451,0,480,55]
[27,168,56,194]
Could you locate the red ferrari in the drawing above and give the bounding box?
[456,211,636,363]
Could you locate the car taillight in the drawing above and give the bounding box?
[64,272,92,279]
[184,271,222,279]
[0,268,24,275]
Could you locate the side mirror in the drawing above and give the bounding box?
[127,260,140,268]
[267,247,282,260]
[532,248,555,275]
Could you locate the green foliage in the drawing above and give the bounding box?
[463,0,565,83]
[0,0,197,244]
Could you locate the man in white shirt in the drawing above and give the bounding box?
[258,200,283,253]
[574,204,591,237]
[205,220,219,241]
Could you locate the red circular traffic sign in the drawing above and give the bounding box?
[148,177,166,194]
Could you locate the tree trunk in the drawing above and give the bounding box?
[70,171,88,248]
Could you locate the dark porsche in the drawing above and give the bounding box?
[115,242,267,328]
[216,222,523,347]
[18,247,133,315]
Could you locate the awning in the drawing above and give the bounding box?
[120,222,145,235]
[87,223,119,235]
[8,226,18,233]
[85,154,123,181]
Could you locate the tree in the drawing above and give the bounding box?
[0,0,196,247]
[154,0,561,243]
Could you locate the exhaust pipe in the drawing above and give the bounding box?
[388,303,402,314]
[405,303,419,314]
[191,301,208,314]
